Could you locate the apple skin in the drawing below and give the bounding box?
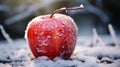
[25,14,77,60]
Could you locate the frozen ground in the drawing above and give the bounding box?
[0,35,120,67]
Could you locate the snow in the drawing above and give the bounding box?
[80,4,84,8]
[0,35,120,67]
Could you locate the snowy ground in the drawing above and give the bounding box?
[0,35,120,67]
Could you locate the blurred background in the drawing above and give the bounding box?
[0,0,120,40]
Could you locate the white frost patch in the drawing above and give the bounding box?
[80,4,84,8]
[62,45,65,49]
[36,48,46,53]
[0,63,11,67]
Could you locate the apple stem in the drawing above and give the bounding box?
[50,4,84,18]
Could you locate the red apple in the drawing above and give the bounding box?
[25,14,77,60]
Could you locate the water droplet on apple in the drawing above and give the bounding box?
[41,32,44,35]
[47,36,51,38]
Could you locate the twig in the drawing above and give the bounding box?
[50,4,84,18]
[92,28,105,46]
[108,24,119,47]
[0,25,13,44]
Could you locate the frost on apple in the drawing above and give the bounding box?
[25,14,78,59]
[36,47,46,53]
